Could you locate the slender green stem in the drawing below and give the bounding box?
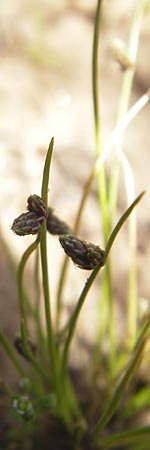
[92,0,102,128]
[40,137,58,381]
[95,262,116,371]
[93,0,109,241]
[104,191,146,261]
[34,248,47,355]
[17,235,51,385]
[93,279,108,367]
[0,231,41,321]
[0,329,25,377]
[102,190,145,363]
[40,220,57,378]
[108,0,147,345]
[18,233,41,335]
[93,0,116,367]
[61,265,102,377]
[108,0,147,218]
[40,138,73,424]
[41,137,54,203]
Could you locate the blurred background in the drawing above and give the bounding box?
[0,0,149,376]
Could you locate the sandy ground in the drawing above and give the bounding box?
[0,0,150,378]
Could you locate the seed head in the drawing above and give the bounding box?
[14,335,36,360]
[27,194,47,218]
[11,211,44,236]
[47,208,72,235]
[59,235,105,270]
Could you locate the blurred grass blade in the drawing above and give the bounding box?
[92,318,150,439]
[98,426,150,449]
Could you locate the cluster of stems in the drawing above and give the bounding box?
[0,1,149,447]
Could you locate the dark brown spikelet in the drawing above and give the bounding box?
[47,208,73,235]
[14,335,36,361]
[59,235,105,270]
[27,194,48,218]
[11,211,44,236]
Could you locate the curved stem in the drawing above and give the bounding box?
[104,191,146,261]
[61,265,102,377]
[18,233,41,335]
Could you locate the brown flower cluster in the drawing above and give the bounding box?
[11,195,105,270]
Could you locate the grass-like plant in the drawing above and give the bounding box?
[0,1,150,449]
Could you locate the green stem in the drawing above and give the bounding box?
[104,191,146,261]
[92,0,109,241]
[108,0,147,345]
[93,0,116,365]
[17,235,51,385]
[41,137,54,203]
[61,265,102,377]
[0,231,42,322]
[108,0,147,218]
[92,0,102,128]
[40,138,58,382]
[0,329,25,377]
[34,248,47,356]
[40,220,57,378]
[103,189,144,363]
[18,234,41,336]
